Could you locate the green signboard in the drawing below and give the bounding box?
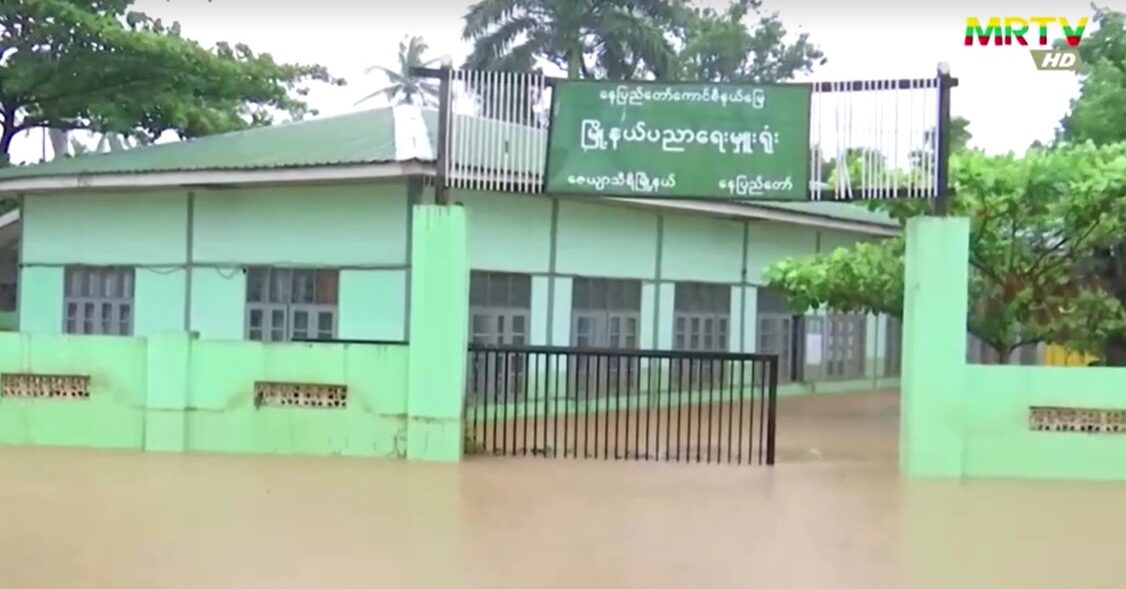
[544,81,811,200]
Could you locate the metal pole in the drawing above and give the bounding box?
[933,62,953,216]
[434,60,453,205]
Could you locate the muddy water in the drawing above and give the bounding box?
[1,392,1124,589]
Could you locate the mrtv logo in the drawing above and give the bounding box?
[964,16,1089,70]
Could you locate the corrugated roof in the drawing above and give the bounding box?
[0,107,400,180]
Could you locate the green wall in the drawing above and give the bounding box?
[900,217,1126,481]
[0,204,468,461]
[19,183,409,341]
[18,183,892,395]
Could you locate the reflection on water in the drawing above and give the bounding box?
[0,392,1123,589]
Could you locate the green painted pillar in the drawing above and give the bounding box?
[407,205,468,462]
[899,217,970,477]
[143,331,193,452]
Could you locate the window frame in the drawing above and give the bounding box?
[245,267,339,342]
[62,266,135,336]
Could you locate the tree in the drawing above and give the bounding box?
[356,35,441,107]
[0,0,343,162]
[1056,5,1126,365]
[676,0,824,83]
[461,0,681,79]
[765,143,1126,363]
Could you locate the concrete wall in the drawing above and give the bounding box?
[1,204,466,462]
[900,217,1126,481]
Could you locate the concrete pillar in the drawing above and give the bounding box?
[406,205,468,462]
[899,217,970,477]
[143,331,193,452]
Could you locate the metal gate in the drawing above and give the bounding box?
[465,344,778,465]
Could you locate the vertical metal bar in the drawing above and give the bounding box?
[617,355,626,461]
[645,358,654,460]
[694,359,702,463]
[766,356,779,466]
[934,64,953,214]
[435,65,452,204]
[553,351,560,457]
[602,353,610,460]
[525,351,533,456]
[747,360,756,463]
[722,359,731,464]
[490,349,498,454]
[500,349,509,455]
[583,354,592,458]
[706,359,715,463]
[737,359,746,464]
[470,350,479,454]
[758,359,767,464]
[632,358,640,460]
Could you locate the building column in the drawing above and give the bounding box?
[406,205,468,462]
[899,217,970,477]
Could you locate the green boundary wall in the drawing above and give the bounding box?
[900,217,1126,481]
[0,205,467,462]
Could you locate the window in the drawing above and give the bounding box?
[822,313,867,380]
[467,272,533,401]
[0,242,16,312]
[884,317,903,376]
[469,271,532,345]
[246,268,338,342]
[570,277,641,349]
[672,283,731,390]
[756,287,799,383]
[569,278,642,398]
[674,283,730,352]
[63,267,134,335]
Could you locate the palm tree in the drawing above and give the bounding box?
[357,36,441,107]
[462,0,681,80]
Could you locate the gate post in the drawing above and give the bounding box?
[406,204,468,461]
[899,217,970,477]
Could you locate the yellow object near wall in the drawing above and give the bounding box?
[1043,344,1098,367]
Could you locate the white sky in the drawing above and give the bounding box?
[9,0,1117,164]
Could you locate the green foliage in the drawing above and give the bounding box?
[1059,6,1126,144]
[460,0,820,82]
[0,0,344,156]
[1056,5,1126,365]
[357,35,440,107]
[462,0,681,79]
[676,0,824,83]
[766,143,1126,358]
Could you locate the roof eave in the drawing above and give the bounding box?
[606,197,900,237]
[0,161,432,195]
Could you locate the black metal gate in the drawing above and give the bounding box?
[465,345,778,465]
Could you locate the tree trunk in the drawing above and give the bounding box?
[0,123,17,162]
[567,50,581,79]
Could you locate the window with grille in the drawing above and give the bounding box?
[63,267,134,335]
[570,278,642,398]
[0,242,16,312]
[755,287,798,384]
[823,313,867,380]
[674,282,730,352]
[246,268,338,342]
[469,271,532,346]
[672,283,731,390]
[571,277,641,349]
[467,271,533,402]
[884,317,903,376]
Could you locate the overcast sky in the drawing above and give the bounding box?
[8,0,1113,163]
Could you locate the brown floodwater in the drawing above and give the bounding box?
[2,392,1124,589]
